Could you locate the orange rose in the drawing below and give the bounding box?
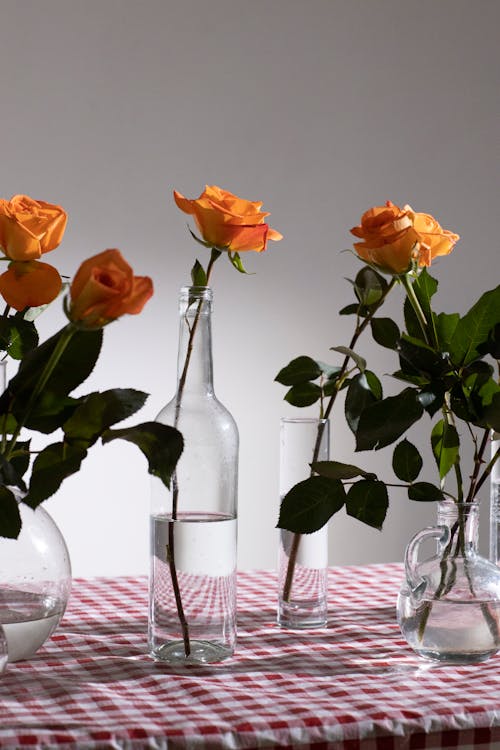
[351,201,459,275]
[68,249,153,329]
[0,194,67,261]
[0,260,62,311]
[173,185,283,252]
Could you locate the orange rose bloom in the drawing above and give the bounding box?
[0,194,67,261]
[0,260,62,311]
[173,185,283,252]
[68,249,153,329]
[350,201,459,275]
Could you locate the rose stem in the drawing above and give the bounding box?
[168,250,220,657]
[282,277,398,602]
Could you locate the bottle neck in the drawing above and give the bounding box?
[437,499,479,555]
[175,286,214,397]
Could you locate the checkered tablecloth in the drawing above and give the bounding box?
[0,564,499,750]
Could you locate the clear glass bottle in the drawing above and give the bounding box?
[278,417,329,629]
[398,499,500,664]
[489,432,500,566]
[149,286,238,664]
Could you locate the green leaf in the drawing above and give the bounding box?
[356,388,424,451]
[102,422,183,488]
[0,326,103,420]
[275,356,322,386]
[284,382,322,407]
[228,251,252,274]
[345,371,381,433]
[339,303,363,316]
[25,442,88,508]
[312,460,376,480]
[22,393,82,433]
[345,479,388,530]
[408,482,445,502]
[484,392,500,432]
[190,259,207,287]
[418,381,446,417]
[64,389,148,447]
[331,346,366,373]
[353,266,388,307]
[449,285,500,365]
[431,419,460,480]
[0,486,22,539]
[398,335,449,379]
[277,476,346,533]
[370,318,400,350]
[0,316,39,359]
[392,439,423,482]
[403,269,438,342]
[435,312,460,351]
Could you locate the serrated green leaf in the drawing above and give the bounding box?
[0,485,22,539]
[277,476,345,533]
[102,422,183,488]
[431,419,460,480]
[64,389,148,446]
[345,479,388,530]
[345,371,381,433]
[275,356,322,386]
[0,317,39,359]
[408,482,445,502]
[356,388,424,451]
[435,312,460,351]
[392,439,423,482]
[331,346,366,373]
[354,266,388,307]
[284,382,322,407]
[370,317,400,350]
[449,286,500,365]
[25,442,88,508]
[312,460,376,480]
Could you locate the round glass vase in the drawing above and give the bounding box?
[397,498,500,664]
[149,286,238,665]
[0,492,72,662]
[278,417,330,629]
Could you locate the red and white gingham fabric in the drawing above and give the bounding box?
[0,564,499,750]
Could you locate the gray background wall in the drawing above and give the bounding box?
[0,0,497,575]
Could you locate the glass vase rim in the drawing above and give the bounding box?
[280,416,329,425]
[179,285,213,297]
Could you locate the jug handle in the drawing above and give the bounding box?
[405,524,449,598]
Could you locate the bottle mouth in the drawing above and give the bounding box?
[180,285,213,299]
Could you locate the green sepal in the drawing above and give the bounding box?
[102,422,183,489]
[345,479,388,530]
[392,439,423,482]
[228,252,252,274]
[64,389,148,447]
[0,485,22,539]
[277,476,346,533]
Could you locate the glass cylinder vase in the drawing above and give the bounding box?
[278,417,329,629]
[489,432,500,566]
[398,498,500,664]
[149,286,238,664]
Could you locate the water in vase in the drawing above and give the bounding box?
[149,512,237,664]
